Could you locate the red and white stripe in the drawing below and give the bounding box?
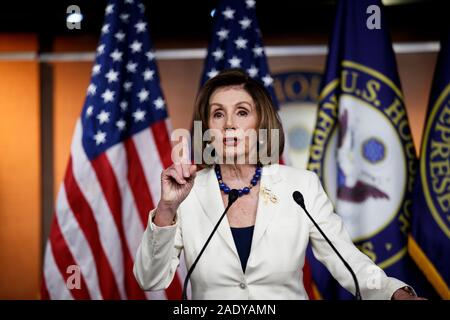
[42,118,187,300]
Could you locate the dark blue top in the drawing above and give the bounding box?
[230,226,254,273]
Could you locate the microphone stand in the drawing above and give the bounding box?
[293,191,362,300]
[181,189,239,300]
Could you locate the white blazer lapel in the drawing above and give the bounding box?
[193,168,239,258]
[251,165,283,251]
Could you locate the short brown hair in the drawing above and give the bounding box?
[193,69,284,164]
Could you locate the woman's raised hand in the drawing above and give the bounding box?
[154,163,197,226]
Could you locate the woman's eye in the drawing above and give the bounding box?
[237,110,248,116]
[213,112,223,118]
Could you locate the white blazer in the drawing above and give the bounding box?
[133,165,408,299]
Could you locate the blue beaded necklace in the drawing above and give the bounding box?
[214,164,262,197]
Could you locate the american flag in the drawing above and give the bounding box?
[200,0,316,299]
[41,0,185,299]
[201,0,278,108]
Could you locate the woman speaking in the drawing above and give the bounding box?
[133,69,421,300]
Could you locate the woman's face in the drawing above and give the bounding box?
[208,85,259,164]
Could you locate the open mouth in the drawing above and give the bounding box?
[223,137,240,146]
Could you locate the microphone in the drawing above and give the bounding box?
[181,189,239,300]
[292,191,362,300]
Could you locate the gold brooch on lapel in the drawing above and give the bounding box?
[260,185,278,204]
